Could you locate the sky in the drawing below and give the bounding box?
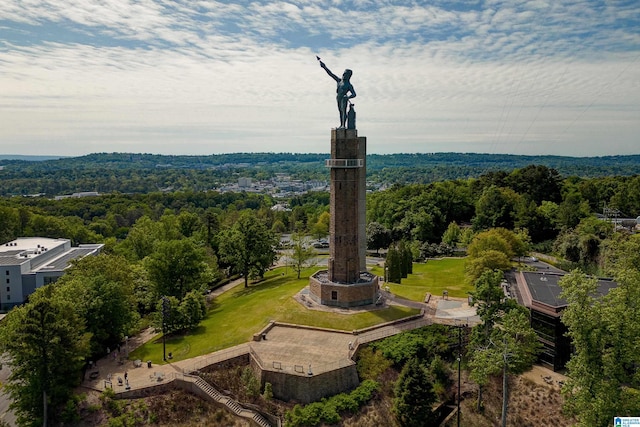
[0,0,639,157]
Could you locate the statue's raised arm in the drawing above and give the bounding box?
[319,60,340,82]
[318,57,356,129]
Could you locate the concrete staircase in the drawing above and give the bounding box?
[187,375,274,427]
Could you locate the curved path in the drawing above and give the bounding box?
[81,278,477,426]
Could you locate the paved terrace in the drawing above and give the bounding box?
[81,282,477,396]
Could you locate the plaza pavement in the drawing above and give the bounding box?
[81,279,477,395]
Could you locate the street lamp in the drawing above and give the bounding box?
[161,296,170,362]
[453,319,467,427]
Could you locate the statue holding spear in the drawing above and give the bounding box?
[317,56,356,129]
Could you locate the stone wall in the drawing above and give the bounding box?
[309,272,378,307]
[251,356,359,404]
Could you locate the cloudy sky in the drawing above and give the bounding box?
[1,0,638,157]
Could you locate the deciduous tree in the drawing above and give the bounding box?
[0,287,90,426]
[287,233,316,279]
[366,222,392,255]
[218,211,278,287]
[560,270,640,426]
[146,238,214,298]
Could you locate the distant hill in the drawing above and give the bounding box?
[0,152,638,196]
[0,155,67,161]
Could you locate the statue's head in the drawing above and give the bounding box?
[343,69,353,80]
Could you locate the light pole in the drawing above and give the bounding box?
[453,319,467,427]
[161,296,170,362]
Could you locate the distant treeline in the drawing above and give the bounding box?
[0,152,639,196]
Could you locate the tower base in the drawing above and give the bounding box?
[309,270,379,308]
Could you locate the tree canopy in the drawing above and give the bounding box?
[218,211,278,287]
[0,287,90,426]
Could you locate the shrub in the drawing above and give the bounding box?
[284,380,379,426]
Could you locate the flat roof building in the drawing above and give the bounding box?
[0,237,103,311]
[515,270,616,371]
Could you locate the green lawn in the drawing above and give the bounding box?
[131,266,419,364]
[370,257,471,301]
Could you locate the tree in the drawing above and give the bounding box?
[120,215,160,260]
[54,254,139,356]
[466,228,523,283]
[393,358,438,427]
[472,185,522,231]
[602,233,640,275]
[441,221,461,246]
[0,287,90,426]
[146,238,214,298]
[398,240,410,278]
[469,270,509,333]
[177,210,202,238]
[310,211,330,240]
[557,189,590,229]
[465,250,512,284]
[288,233,316,279]
[469,305,539,422]
[468,334,501,412]
[559,270,640,426]
[366,222,392,255]
[505,164,562,205]
[494,307,541,426]
[468,270,512,410]
[0,206,20,243]
[467,229,516,259]
[385,245,402,284]
[156,290,207,333]
[218,212,278,287]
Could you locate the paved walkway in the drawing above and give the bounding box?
[81,277,477,395]
[434,298,481,325]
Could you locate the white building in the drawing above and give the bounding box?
[0,237,103,311]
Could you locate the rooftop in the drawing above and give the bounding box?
[519,271,617,316]
[0,238,103,272]
[0,237,68,254]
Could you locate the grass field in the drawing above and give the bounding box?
[131,266,419,364]
[370,257,471,301]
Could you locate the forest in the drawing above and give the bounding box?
[0,159,639,426]
[1,152,640,196]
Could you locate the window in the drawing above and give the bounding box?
[5,287,9,292]
[5,278,9,284]
[44,277,58,285]
[6,295,10,301]
[5,270,8,275]
[331,290,338,300]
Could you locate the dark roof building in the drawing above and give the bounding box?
[515,270,616,371]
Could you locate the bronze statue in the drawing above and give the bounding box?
[318,57,356,129]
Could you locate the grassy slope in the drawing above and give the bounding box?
[370,257,471,300]
[131,266,419,364]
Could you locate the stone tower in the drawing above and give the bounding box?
[309,129,378,307]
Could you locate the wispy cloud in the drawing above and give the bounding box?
[0,0,638,156]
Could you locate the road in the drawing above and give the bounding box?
[0,356,17,427]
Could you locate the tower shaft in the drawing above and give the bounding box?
[327,129,366,283]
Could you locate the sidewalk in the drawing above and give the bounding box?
[82,341,251,393]
[82,277,247,393]
[81,276,477,394]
